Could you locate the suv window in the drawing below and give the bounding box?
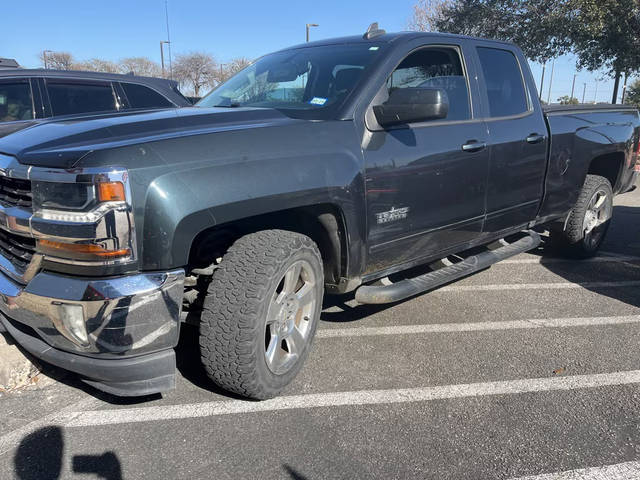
[387,47,471,121]
[0,80,33,122]
[476,47,529,117]
[47,81,117,116]
[121,83,173,109]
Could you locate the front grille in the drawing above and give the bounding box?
[0,229,35,270]
[0,176,32,209]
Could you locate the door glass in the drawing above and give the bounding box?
[387,47,471,121]
[121,83,173,109]
[0,81,33,122]
[476,47,529,117]
[47,82,116,116]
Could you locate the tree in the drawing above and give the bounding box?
[39,51,74,70]
[567,0,640,103]
[118,57,162,77]
[557,95,580,104]
[218,57,252,84]
[410,0,572,63]
[625,78,640,107]
[173,52,217,97]
[74,58,119,73]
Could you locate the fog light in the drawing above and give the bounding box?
[53,302,89,347]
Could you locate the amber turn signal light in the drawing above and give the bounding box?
[38,239,130,258]
[97,182,126,202]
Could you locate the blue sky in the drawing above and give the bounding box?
[2,0,625,103]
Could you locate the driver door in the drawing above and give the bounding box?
[363,42,489,275]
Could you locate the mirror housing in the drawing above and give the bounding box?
[373,87,449,127]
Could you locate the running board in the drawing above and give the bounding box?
[355,231,541,305]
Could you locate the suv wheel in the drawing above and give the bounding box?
[199,229,323,399]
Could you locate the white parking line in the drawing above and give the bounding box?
[64,370,640,428]
[439,280,640,293]
[511,460,640,479]
[316,315,640,338]
[501,255,640,264]
[0,396,97,456]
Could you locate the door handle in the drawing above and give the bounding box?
[526,133,545,144]
[462,141,487,153]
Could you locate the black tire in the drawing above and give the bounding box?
[551,174,614,258]
[199,229,324,399]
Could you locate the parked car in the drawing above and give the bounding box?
[0,25,637,400]
[0,69,191,135]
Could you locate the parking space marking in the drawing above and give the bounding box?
[317,315,640,338]
[500,255,640,264]
[0,397,97,456]
[64,370,640,428]
[439,280,640,293]
[511,460,640,479]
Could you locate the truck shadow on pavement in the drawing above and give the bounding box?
[14,426,122,480]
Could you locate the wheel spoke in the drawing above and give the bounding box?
[592,193,606,210]
[285,325,305,357]
[295,283,315,309]
[282,263,302,295]
[265,333,281,367]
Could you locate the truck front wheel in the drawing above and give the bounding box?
[552,174,614,258]
[199,229,324,399]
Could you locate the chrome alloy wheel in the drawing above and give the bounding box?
[264,260,318,375]
[582,188,612,246]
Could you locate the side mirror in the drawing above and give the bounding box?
[373,87,449,127]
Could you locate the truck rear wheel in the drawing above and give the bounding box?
[551,174,613,258]
[199,229,324,399]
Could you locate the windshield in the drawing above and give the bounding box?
[196,44,384,120]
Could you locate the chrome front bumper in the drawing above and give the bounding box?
[0,267,184,396]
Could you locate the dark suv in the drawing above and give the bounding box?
[0,69,191,134]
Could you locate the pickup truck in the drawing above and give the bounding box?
[0,25,637,399]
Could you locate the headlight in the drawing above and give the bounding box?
[30,169,136,266]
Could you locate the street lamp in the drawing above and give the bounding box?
[42,50,53,69]
[306,23,319,42]
[570,74,577,100]
[160,41,170,77]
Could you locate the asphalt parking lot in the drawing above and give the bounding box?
[2,183,640,480]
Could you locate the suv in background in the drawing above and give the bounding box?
[0,69,191,132]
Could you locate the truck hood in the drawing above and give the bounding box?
[0,107,300,168]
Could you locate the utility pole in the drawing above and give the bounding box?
[539,62,546,100]
[42,50,53,69]
[160,41,170,77]
[621,73,629,104]
[546,59,555,104]
[594,80,598,104]
[582,82,586,104]
[570,74,577,100]
[306,23,319,42]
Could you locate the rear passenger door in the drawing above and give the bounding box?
[474,43,548,235]
[44,79,119,116]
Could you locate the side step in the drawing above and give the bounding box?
[355,231,541,305]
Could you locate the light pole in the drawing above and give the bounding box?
[546,59,555,104]
[306,23,319,42]
[594,80,599,103]
[539,62,546,100]
[42,50,53,69]
[160,41,170,77]
[582,82,586,103]
[570,74,577,100]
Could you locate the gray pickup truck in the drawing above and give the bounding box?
[0,25,637,399]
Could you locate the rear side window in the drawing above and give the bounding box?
[0,80,33,122]
[387,47,471,121]
[47,82,116,116]
[121,83,173,109]
[476,47,528,117]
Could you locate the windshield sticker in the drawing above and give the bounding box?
[309,97,327,106]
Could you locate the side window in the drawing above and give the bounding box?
[121,83,173,109]
[47,82,116,116]
[0,80,33,122]
[476,47,529,117]
[387,47,471,121]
